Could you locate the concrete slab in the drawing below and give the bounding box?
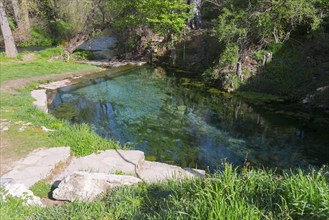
[53,150,145,183]
[1,147,71,188]
[138,161,205,183]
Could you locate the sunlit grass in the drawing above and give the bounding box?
[1,164,328,220]
[0,48,98,84]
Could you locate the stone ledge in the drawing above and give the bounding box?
[1,147,71,188]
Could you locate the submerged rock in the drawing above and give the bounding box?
[53,172,141,202]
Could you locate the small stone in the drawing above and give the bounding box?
[41,126,55,132]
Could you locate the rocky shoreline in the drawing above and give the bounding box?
[1,71,205,206]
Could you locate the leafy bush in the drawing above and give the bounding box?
[213,0,321,51]
[252,50,269,63]
[73,50,95,60]
[18,28,54,47]
[219,43,239,67]
[50,19,73,41]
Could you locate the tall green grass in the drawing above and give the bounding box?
[1,164,327,220]
[105,164,328,220]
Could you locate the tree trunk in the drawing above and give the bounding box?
[236,61,242,79]
[0,0,18,57]
[64,0,101,53]
[20,0,30,31]
[11,0,30,41]
[11,0,20,23]
[187,0,202,29]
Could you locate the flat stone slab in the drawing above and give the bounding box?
[31,90,48,113]
[39,79,73,90]
[53,150,145,183]
[138,161,205,183]
[1,147,71,188]
[53,171,142,202]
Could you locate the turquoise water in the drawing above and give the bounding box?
[50,67,329,170]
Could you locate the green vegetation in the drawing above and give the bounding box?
[18,27,55,47]
[0,49,119,164]
[237,91,285,105]
[30,182,53,198]
[2,91,121,157]
[199,0,328,98]
[1,1,328,219]
[0,47,98,83]
[1,164,328,219]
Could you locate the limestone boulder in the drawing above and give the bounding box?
[53,150,145,183]
[0,179,43,206]
[52,172,142,202]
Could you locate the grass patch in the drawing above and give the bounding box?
[51,123,120,157]
[30,182,53,198]
[1,164,328,219]
[0,49,113,167]
[0,47,99,84]
[14,104,121,157]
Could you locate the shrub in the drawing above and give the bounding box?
[18,28,54,47]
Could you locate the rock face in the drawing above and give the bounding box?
[0,179,43,206]
[2,147,71,188]
[52,172,141,202]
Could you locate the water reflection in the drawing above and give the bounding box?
[50,67,329,170]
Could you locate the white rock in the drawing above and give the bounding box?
[41,126,55,132]
[53,150,205,185]
[138,161,205,183]
[1,126,9,131]
[53,172,141,202]
[31,90,48,113]
[54,150,145,183]
[1,181,43,206]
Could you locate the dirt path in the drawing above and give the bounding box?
[0,69,103,94]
